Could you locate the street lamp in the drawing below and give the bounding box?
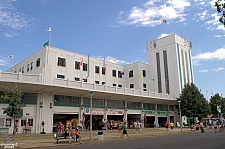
[178,100,182,133]
[89,90,93,141]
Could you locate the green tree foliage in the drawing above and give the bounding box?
[1,86,23,135]
[209,93,225,118]
[177,83,210,119]
[215,0,225,27]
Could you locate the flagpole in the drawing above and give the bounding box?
[49,25,52,46]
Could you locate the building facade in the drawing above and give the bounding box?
[0,34,193,133]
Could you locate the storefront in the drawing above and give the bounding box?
[143,110,155,127]
[157,111,168,127]
[84,108,104,130]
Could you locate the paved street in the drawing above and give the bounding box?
[48,131,225,149]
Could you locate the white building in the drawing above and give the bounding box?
[0,34,193,133]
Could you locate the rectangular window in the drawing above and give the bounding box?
[143,89,147,91]
[58,57,66,67]
[22,67,24,73]
[129,70,133,78]
[21,119,26,127]
[108,100,125,109]
[21,93,38,104]
[28,119,33,126]
[127,101,141,110]
[36,58,40,67]
[30,62,33,70]
[75,77,80,81]
[118,71,122,78]
[27,64,29,72]
[118,84,122,88]
[95,81,99,84]
[142,70,146,77]
[0,118,4,126]
[95,66,99,73]
[57,74,65,79]
[113,83,116,87]
[112,70,116,77]
[102,82,105,85]
[102,67,105,75]
[163,50,170,94]
[75,61,80,69]
[5,119,11,127]
[54,95,80,107]
[83,63,87,71]
[83,79,87,82]
[143,103,156,110]
[156,52,162,93]
[143,83,147,88]
[130,84,134,88]
[19,68,21,72]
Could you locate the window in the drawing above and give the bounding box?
[95,81,99,84]
[28,119,33,126]
[129,70,133,78]
[130,84,134,88]
[19,68,21,72]
[58,57,66,67]
[22,67,24,73]
[143,83,147,88]
[102,82,105,85]
[118,71,122,78]
[102,67,106,75]
[5,119,11,127]
[143,70,146,77]
[83,63,87,71]
[75,77,80,81]
[127,102,141,110]
[143,89,147,91]
[95,66,99,73]
[57,74,65,79]
[36,58,40,67]
[75,61,80,69]
[112,70,116,77]
[83,79,87,82]
[0,118,4,126]
[21,93,38,104]
[21,119,26,126]
[54,95,80,107]
[30,62,33,70]
[27,64,29,72]
[108,100,125,109]
[113,83,116,87]
[118,84,122,88]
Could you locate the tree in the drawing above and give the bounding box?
[209,93,225,118]
[1,86,23,135]
[177,83,210,121]
[215,0,225,27]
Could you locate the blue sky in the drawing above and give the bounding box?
[0,0,225,99]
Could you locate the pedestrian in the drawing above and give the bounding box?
[25,122,30,136]
[117,122,123,137]
[170,121,174,131]
[69,128,81,144]
[200,121,204,133]
[213,120,218,133]
[165,121,169,132]
[121,122,129,138]
[133,120,137,133]
[110,121,113,130]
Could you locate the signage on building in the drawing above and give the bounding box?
[158,111,173,115]
[144,110,155,115]
[107,109,123,115]
[84,108,104,115]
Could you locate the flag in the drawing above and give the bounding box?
[136,74,141,79]
[43,41,49,47]
[8,54,14,58]
[121,71,124,75]
[46,27,51,32]
[79,61,83,66]
[103,67,106,73]
[162,19,167,24]
[151,78,154,81]
[206,89,208,93]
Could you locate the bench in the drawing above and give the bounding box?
[0,128,9,134]
[53,133,71,144]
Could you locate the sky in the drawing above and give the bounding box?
[0,0,225,99]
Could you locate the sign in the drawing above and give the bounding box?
[158,111,167,115]
[107,109,123,115]
[217,105,221,113]
[84,108,104,115]
[144,110,155,115]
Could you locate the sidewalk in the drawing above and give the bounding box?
[3,127,193,148]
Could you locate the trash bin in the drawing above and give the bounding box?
[98,131,104,140]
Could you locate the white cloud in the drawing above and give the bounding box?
[214,34,221,38]
[0,0,37,30]
[199,70,208,72]
[117,0,190,27]
[212,67,224,72]
[0,55,11,66]
[95,56,130,65]
[107,25,119,28]
[192,48,225,61]
[216,25,225,31]
[158,33,170,39]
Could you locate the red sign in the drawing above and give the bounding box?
[107,109,123,115]
[84,108,104,115]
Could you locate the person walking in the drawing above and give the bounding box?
[133,120,137,133]
[121,122,129,138]
[25,122,30,136]
[170,121,174,131]
[213,120,218,133]
[165,121,169,132]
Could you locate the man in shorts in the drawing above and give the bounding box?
[121,122,129,138]
[213,120,218,133]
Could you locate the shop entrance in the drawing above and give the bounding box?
[127,114,141,129]
[107,115,123,130]
[158,117,167,127]
[53,114,78,132]
[145,116,155,128]
[84,115,103,130]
